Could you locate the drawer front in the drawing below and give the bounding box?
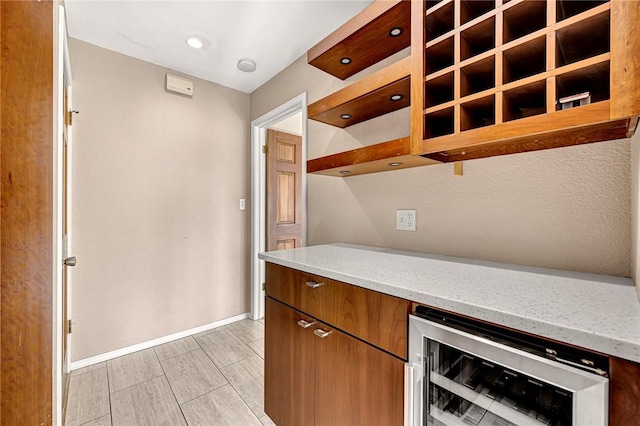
[266,263,409,359]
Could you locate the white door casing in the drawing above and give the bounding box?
[250,93,307,320]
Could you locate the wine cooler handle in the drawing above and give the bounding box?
[404,363,415,426]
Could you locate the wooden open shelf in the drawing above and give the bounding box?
[308,56,410,128]
[306,0,639,178]
[307,0,411,80]
[307,137,440,177]
[411,0,640,160]
[423,117,635,163]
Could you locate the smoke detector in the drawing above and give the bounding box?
[237,59,257,73]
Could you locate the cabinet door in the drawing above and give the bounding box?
[266,263,409,359]
[313,321,405,426]
[265,297,315,426]
[610,357,640,425]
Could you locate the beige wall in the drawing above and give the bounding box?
[251,54,632,277]
[69,39,251,361]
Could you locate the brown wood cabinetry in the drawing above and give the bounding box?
[264,263,407,426]
[610,356,640,425]
[265,297,315,426]
[266,263,410,359]
[306,0,639,176]
[412,0,640,162]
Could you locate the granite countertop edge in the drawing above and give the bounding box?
[259,243,640,364]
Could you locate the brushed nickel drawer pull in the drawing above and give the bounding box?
[314,329,332,339]
[297,319,315,329]
[305,280,324,289]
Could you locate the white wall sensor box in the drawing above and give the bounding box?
[166,73,193,96]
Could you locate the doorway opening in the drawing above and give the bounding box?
[250,93,307,320]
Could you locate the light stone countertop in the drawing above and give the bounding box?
[258,243,640,364]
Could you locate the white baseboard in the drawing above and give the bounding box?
[69,312,251,371]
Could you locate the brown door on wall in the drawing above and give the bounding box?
[266,129,303,251]
[1,1,54,422]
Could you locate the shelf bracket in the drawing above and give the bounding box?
[454,162,463,177]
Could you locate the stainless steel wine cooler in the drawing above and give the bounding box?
[406,307,609,426]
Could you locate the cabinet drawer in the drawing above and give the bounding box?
[266,263,409,359]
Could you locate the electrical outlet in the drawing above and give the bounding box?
[239,198,246,210]
[396,209,416,231]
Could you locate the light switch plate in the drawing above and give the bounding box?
[396,209,416,231]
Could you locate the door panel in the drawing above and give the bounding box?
[1,1,54,422]
[314,321,405,426]
[276,239,296,250]
[265,297,315,426]
[276,171,295,224]
[266,129,303,251]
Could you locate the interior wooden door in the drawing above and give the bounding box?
[264,297,315,426]
[314,321,405,426]
[266,129,303,251]
[1,1,54,422]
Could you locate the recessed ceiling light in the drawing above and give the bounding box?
[237,59,257,73]
[340,57,352,65]
[186,37,203,49]
[340,114,352,119]
[339,170,351,175]
[389,27,403,37]
[389,94,403,101]
[388,162,403,167]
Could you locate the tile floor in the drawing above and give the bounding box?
[65,318,275,426]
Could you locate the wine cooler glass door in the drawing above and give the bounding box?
[408,315,608,426]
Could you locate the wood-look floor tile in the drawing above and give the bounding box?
[181,384,262,426]
[196,329,255,368]
[111,376,186,426]
[65,368,110,426]
[220,355,264,418]
[162,348,228,404]
[248,338,264,359]
[260,415,276,425]
[70,362,107,377]
[107,348,163,393]
[227,319,264,344]
[154,336,199,361]
[81,414,112,426]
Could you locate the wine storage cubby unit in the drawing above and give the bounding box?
[411,0,640,161]
[307,0,639,177]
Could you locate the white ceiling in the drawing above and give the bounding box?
[65,0,373,94]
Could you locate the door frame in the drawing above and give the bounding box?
[250,93,308,320]
[53,4,72,424]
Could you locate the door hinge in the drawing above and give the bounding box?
[67,319,72,334]
[67,110,79,126]
[262,145,268,154]
[262,282,265,291]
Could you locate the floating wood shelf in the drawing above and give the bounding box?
[424,115,635,163]
[308,56,410,128]
[308,0,411,80]
[307,137,440,177]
